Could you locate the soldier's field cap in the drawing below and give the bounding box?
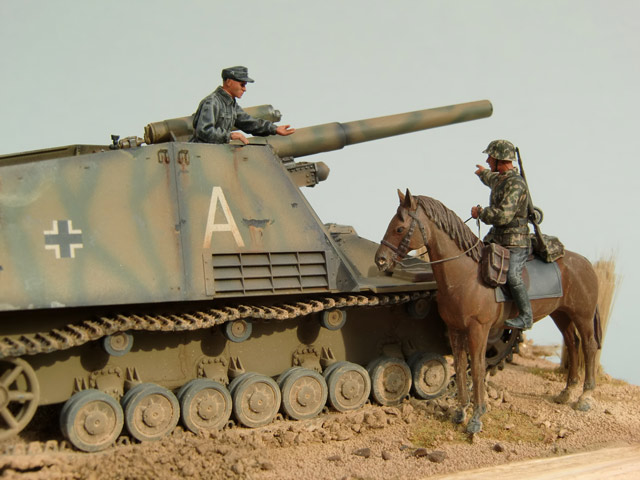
[483,139,516,162]
[221,66,255,83]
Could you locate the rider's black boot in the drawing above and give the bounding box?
[504,283,533,330]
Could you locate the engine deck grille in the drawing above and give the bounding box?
[211,251,329,295]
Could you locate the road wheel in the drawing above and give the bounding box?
[60,389,123,452]
[232,374,281,428]
[326,362,370,412]
[410,352,450,400]
[177,379,232,435]
[367,357,412,406]
[123,383,179,442]
[279,368,327,420]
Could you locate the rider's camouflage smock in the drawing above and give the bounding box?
[191,86,277,144]
[477,168,531,248]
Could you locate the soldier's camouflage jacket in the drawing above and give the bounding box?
[477,168,531,248]
[191,86,277,143]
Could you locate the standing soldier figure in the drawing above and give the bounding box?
[471,140,533,330]
[191,66,295,145]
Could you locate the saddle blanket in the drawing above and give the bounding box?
[495,257,563,303]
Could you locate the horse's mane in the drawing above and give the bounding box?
[417,195,483,263]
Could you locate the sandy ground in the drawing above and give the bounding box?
[1,340,639,480]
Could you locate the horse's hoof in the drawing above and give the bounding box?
[466,418,482,434]
[554,390,571,404]
[452,409,466,425]
[575,396,593,412]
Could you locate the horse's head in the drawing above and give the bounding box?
[375,189,426,272]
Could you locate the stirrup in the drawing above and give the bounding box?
[504,316,532,330]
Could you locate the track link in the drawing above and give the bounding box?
[0,292,425,359]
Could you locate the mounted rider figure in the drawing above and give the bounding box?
[471,139,533,330]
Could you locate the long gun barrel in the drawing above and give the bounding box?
[265,100,493,159]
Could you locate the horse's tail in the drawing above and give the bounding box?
[594,305,603,350]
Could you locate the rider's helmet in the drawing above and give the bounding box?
[483,140,516,162]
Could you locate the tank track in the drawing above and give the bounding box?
[0,292,427,359]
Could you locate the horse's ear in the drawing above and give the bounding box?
[403,189,414,209]
[397,189,405,204]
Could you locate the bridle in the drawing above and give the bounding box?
[380,209,428,264]
[380,206,482,266]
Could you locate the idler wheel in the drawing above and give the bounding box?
[224,320,252,343]
[232,374,281,428]
[367,357,412,406]
[320,309,347,330]
[60,389,123,452]
[409,352,450,400]
[326,362,371,412]
[0,358,40,441]
[278,368,327,420]
[122,383,179,442]
[177,379,232,435]
[102,332,134,356]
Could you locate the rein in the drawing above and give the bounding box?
[381,207,482,266]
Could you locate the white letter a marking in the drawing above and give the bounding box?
[203,186,245,249]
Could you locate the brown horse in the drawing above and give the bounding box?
[375,190,601,434]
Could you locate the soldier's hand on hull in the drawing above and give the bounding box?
[230,132,250,144]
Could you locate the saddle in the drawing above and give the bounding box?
[480,238,564,302]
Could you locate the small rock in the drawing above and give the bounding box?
[261,461,275,471]
[231,463,244,475]
[428,451,447,463]
[351,411,365,424]
[604,409,613,415]
[493,443,505,452]
[487,387,499,399]
[336,429,354,441]
[542,420,552,429]
[214,446,230,456]
[383,406,400,416]
[327,455,342,462]
[181,464,196,477]
[504,423,515,431]
[382,451,392,461]
[196,443,209,455]
[503,391,512,403]
[404,413,417,424]
[414,448,429,457]
[364,413,377,425]
[353,447,372,458]
[283,431,297,444]
[401,403,414,417]
[557,429,569,438]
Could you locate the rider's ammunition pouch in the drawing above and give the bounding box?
[531,234,565,263]
[481,243,510,288]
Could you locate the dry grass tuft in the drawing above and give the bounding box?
[561,252,621,371]
[593,252,622,331]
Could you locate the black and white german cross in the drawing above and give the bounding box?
[44,220,84,259]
